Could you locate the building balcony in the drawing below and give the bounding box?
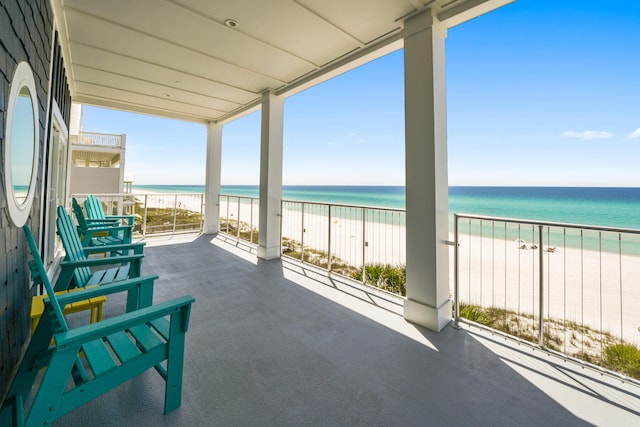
[55,233,640,426]
[69,131,126,149]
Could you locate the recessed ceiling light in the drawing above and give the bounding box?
[224,18,238,28]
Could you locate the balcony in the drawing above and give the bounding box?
[69,131,126,149]
[55,233,640,425]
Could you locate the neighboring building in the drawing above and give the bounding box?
[68,130,126,195]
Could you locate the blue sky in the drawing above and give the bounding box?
[81,0,640,187]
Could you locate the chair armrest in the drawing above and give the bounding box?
[80,224,133,233]
[85,218,119,224]
[83,242,145,255]
[104,215,135,222]
[54,275,159,303]
[55,295,195,347]
[60,254,144,270]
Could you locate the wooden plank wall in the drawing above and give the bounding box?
[0,0,53,398]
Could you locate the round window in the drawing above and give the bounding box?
[3,61,39,227]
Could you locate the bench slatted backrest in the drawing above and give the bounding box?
[57,206,93,287]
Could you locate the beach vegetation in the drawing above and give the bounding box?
[280,238,407,295]
[220,217,259,244]
[458,303,492,326]
[352,264,406,296]
[136,205,202,234]
[457,302,640,380]
[281,238,359,277]
[602,343,640,379]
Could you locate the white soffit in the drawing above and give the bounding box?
[52,0,514,124]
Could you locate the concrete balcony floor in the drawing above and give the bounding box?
[59,234,640,426]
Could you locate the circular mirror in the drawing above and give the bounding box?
[3,61,39,227]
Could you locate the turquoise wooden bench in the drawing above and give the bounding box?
[85,193,136,226]
[70,200,132,247]
[0,226,194,427]
[56,206,152,311]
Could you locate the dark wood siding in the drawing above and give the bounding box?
[0,0,54,397]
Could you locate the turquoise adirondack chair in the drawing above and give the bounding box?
[70,200,133,246]
[0,226,194,427]
[85,194,135,226]
[57,206,152,311]
[72,197,119,226]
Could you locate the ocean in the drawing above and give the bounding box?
[132,185,640,230]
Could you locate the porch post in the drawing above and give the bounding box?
[257,90,284,260]
[403,10,451,331]
[203,121,223,234]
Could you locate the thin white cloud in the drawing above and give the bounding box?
[625,128,640,140]
[327,141,337,145]
[354,139,367,144]
[560,130,613,140]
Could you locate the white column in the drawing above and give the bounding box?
[117,134,126,215]
[403,10,451,332]
[203,122,223,234]
[257,91,284,260]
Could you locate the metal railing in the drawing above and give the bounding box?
[217,195,260,244]
[215,196,407,295]
[453,213,640,379]
[67,191,640,378]
[71,192,204,237]
[281,200,406,295]
[70,131,125,148]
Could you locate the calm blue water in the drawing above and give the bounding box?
[133,185,640,230]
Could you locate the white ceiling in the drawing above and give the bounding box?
[51,0,513,124]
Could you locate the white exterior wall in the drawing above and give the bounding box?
[69,167,122,194]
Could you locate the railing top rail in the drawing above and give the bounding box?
[70,131,125,148]
[219,194,259,201]
[219,194,405,213]
[72,192,204,198]
[455,212,640,235]
[282,198,406,213]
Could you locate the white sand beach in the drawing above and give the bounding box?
[456,232,640,347]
